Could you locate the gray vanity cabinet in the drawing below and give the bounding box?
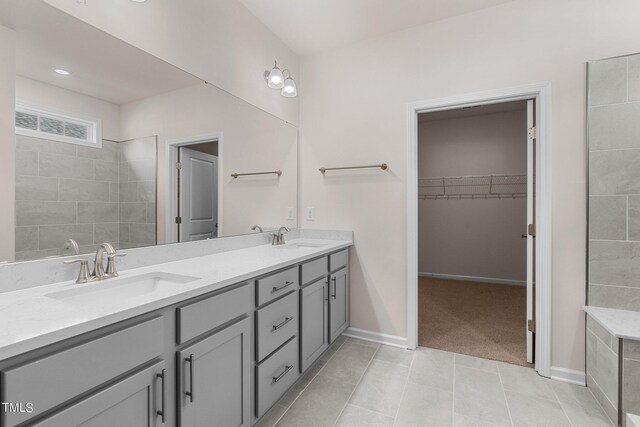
[32,361,166,427]
[329,266,349,343]
[300,277,329,371]
[178,317,251,427]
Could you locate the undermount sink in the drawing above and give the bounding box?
[274,241,328,249]
[46,272,200,306]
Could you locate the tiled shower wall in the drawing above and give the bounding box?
[587,53,640,425]
[14,135,157,261]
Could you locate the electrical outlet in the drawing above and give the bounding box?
[286,207,295,220]
[306,207,315,221]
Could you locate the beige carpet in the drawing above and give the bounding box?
[419,276,532,367]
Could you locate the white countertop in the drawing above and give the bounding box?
[583,305,640,341]
[0,238,351,360]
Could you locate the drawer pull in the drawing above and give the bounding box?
[272,365,294,383]
[272,281,294,293]
[157,369,166,423]
[185,354,194,402]
[272,316,294,332]
[331,277,337,299]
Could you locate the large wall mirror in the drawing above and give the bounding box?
[1,0,298,262]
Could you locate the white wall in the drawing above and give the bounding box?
[298,0,640,372]
[0,24,15,262]
[42,0,300,126]
[418,109,527,282]
[15,76,121,141]
[119,83,298,242]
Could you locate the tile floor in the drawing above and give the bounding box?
[257,336,614,427]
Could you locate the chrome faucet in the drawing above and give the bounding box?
[252,225,264,233]
[63,242,126,284]
[272,226,290,245]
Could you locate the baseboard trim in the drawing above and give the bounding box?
[418,272,527,287]
[342,327,408,349]
[550,366,586,385]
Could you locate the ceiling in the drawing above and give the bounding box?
[0,0,201,105]
[238,0,516,56]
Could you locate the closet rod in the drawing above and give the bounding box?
[319,163,388,174]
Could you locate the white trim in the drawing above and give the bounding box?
[166,132,223,243]
[15,100,102,148]
[342,327,408,348]
[550,366,586,386]
[418,272,526,287]
[406,83,553,378]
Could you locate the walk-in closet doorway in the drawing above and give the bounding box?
[406,84,552,377]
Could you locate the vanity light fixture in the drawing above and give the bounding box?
[281,70,297,98]
[264,61,297,97]
[53,68,71,75]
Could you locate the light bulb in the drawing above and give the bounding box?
[266,61,284,89]
[281,76,297,97]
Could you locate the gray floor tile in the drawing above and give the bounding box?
[498,362,556,400]
[505,390,570,427]
[347,337,381,349]
[454,365,511,426]
[455,354,499,373]
[335,404,394,427]
[453,413,507,427]
[275,375,355,427]
[348,359,409,416]
[408,347,454,392]
[373,345,414,367]
[319,341,377,385]
[255,404,288,427]
[559,400,614,427]
[395,381,453,427]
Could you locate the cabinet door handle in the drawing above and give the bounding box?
[325,281,329,301]
[156,369,166,423]
[331,277,337,299]
[272,316,294,332]
[272,281,294,293]
[272,365,293,383]
[185,354,194,402]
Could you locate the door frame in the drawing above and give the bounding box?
[406,83,552,377]
[166,132,223,243]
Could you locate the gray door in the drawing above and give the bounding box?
[179,147,218,241]
[178,317,250,427]
[301,278,329,371]
[329,267,349,343]
[32,361,165,427]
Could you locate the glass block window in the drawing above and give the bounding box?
[15,102,101,148]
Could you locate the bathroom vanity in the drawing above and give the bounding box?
[0,236,351,427]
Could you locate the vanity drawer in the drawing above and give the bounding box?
[177,283,250,344]
[329,249,348,271]
[256,266,298,306]
[1,317,164,427]
[301,256,328,285]
[256,291,298,361]
[256,337,299,418]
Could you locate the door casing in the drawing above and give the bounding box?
[406,83,552,378]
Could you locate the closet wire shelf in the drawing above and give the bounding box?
[419,174,527,200]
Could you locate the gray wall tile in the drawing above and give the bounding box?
[118,162,129,182]
[624,339,640,361]
[15,248,60,262]
[16,135,76,155]
[627,196,640,241]
[137,181,155,202]
[587,316,615,351]
[127,160,156,181]
[590,196,626,240]
[590,284,640,311]
[587,373,618,426]
[94,161,119,182]
[589,57,628,106]
[120,202,147,223]
[590,103,640,150]
[147,203,156,223]
[16,150,39,176]
[629,54,640,101]
[38,224,94,249]
[119,182,137,202]
[15,176,58,201]
[77,140,119,162]
[77,202,119,223]
[623,358,640,418]
[39,152,94,179]
[109,182,119,203]
[15,226,38,252]
[94,223,119,244]
[590,149,640,195]
[59,178,110,202]
[590,241,640,287]
[119,223,130,243]
[16,201,76,226]
[121,138,156,161]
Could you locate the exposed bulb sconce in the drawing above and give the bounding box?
[264,60,297,97]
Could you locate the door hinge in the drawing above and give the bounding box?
[528,126,537,139]
[528,319,536,333]
[176,162,182,170]
[528,223,536,237]
[175,216,182,224]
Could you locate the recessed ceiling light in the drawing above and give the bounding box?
[53,69,71,75]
